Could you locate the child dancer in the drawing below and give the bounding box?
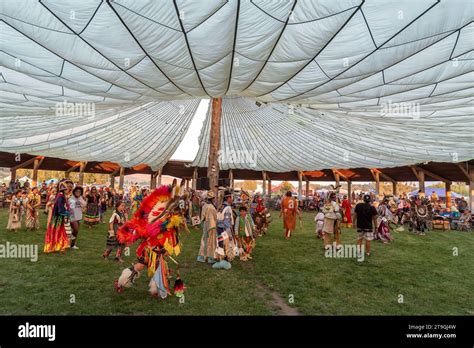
[103,201,126,262]
[234,206,256,261]
[7,191,22,231]
[99,193,108,224]
[314,208,325,239]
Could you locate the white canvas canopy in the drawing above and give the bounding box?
[0,0,473,170]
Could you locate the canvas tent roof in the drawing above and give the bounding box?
[0,0,473,172]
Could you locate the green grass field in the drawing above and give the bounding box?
[0,208,472,315]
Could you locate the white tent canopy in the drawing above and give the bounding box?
[191,97,474,171]
[0,100,200,170]
[0,0,473,171]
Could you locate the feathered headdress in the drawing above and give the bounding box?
[117,184,186,257]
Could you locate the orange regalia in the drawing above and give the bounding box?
[115,183,187,299]
[281,196,297,230]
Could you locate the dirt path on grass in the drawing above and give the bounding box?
[241,261,300,316]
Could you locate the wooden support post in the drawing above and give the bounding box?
[229,169,234,188]
[32,157,44,187]
[392,181,397,196]
[192,167,198,190]
[78,161,87,186]
[469,169,474,213]
[267,179,272,199]
[445,182,452,209]
[418,171,425,194]
[10,168,17,182]
[262,172,267,196]
[10,156,44,185]
[109,167,121,189]
[347,181,352,201]
[305,179,310,197]
[298,171,303,200]
[157,168,162,187]
[186,178,190,189]
[373,171,380,196]
[333,170,340,187]
[150,170,161,190]
[207,97,222,195]
[119,167,125,189]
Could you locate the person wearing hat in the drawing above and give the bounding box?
[354,194,378,256]
[69,186,86,249]
[197,190,218,264]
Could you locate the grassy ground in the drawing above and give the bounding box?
[0,208,472,315]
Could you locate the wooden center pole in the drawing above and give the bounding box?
[208,97,222,195]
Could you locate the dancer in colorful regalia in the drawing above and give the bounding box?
[213,189,236,269]
[115,183,187,299]
[253,192,271,236]
[322,187,342,250]
[408,194,433,236]
[44,179,72,253]
[84,186,100,227]
[280,191,300,239]
[6,191,23,231]
[25,187,41,231]
[197,191,218,264]
[340,194,352,228]
[234,206,256,261]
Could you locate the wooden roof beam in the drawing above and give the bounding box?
[11,156,44,171]
[65,161,82,174]
[373,168,396,183]
[455,162,470,183]
[332,169,349,181]
[409,165,421,181]
[369,168,380,182]
[109,165,121,177]
[411,165,451,184]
